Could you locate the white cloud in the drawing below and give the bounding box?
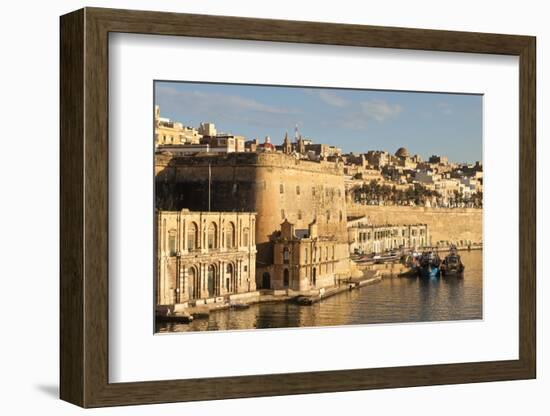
[316,90,349,107]
[359,100,402,121]
[338,99,402,131]
[156,85,297,115]
[304,89,350,107]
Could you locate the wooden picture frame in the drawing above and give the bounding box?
[60,7,536,408]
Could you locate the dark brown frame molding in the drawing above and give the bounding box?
[60,7,536,408]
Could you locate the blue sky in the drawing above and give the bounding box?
[155,81,482,164]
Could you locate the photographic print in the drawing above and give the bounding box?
[154,81,483,333]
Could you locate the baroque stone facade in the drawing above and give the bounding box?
[155,151,350,288]
[156,209,256,305]
[262,219,351,291]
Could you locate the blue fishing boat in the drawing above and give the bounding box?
[418,251,441,278]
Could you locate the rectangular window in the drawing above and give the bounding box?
[283,247,290,264]
[280,184,284,194]
[168,235,177,256]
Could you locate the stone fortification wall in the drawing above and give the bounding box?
[155,152,349,267]
[347,204,482,245]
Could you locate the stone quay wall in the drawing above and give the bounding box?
[346,204,483,245]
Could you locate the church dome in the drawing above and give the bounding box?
[395,147,410,158]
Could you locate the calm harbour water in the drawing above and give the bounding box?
[157,250,482,333]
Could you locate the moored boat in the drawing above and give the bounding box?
[230,302,251,310]
[418,251,441,278]
[441,246,465,276]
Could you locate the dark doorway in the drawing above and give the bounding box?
[262,272,271,289]
[283,269,289,287]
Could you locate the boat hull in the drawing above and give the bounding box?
[419,266,440,278]
[441,267,464,277]
[441,253,465,277]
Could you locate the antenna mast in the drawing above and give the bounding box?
[208,162,211,212]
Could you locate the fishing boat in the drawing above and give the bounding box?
[373,251,400,264]
[441,246,465,276]
[398,251,421,277]
[418,251,441,278]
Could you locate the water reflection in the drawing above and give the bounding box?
[157,250,483,333]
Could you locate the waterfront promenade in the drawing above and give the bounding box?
[157,250,483,332]
[156,262,407,324]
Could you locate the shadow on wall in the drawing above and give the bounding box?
[155,154,257,213]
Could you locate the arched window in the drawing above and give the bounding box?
[296,185,300,195]
[279,184,284,194]
[243,227,249,247]
[207,222,217,249]
[283,269,290,287]
[207,265,215,297]
[297,210,302,220]
[225,222,236,248]
[188,267,199,300]
[226,263,233,291]
[187,222,198,251]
